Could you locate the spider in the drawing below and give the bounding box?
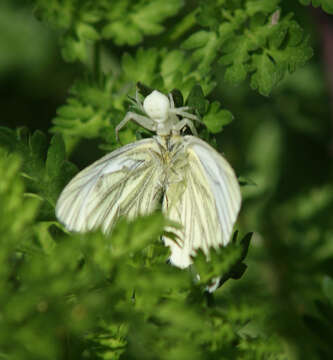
[115,89,201,141]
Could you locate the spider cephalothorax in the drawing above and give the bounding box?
[116,90,200,139]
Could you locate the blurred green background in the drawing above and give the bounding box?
[1,0,333,359]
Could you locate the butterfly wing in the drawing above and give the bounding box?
[56,138,164,233]
[163,135,241,268]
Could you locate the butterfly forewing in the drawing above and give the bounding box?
[56,138,164,233]
[162,136,241,268]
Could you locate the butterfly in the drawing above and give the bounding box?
[56,89,241,269]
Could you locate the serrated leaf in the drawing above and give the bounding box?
[33,222,60,254]
[182,30,221,71]
[111,213,165,257]
[102,0,184,45]
[196,0,227,29]
[51,77,117,149]
[203,101,233,133]
[224,63,248,84]
[122,48,159,85]
[61,35,87,62]
[103,22,142,45]
[182,30,211,49]
[246,0,280,16]
[269,35,313,73]
[76,22,100,41]
[250,53,281,96]
[30,131,48,157]
[160,50,188,78]
[45,134,66,179]
[209,8,314,94]
[57,104,94,119]
[160,49,194,93]
[220,35,251,84]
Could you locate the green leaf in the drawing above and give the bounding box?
[60,35,87,63]
[196,0,227,29]
[182,3,312,95]
[102,0,184,45]
[122,48,160,86]
[219,34,251,84]
[51,76,117,150]
[30,131,48,158]
[0,150,39,241]
[186,84,207,116]
[0,128,77,216]
[33,222,60,255]
[202,101,233,133]
[250,53,282,96]
[246,0,280,16]
[34,0,183,63]
[193,239,245,286]
[111,213,166,257]
[159,49,201,96]
[182,30,221,71]
[45,134,66,179]
[0,151,39,290]
[102,21,143,46]
[182,30,211,49]
[76,22,100,41]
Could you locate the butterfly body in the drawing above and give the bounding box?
[56,90,241,269]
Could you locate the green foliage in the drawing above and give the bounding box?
[52,76,121,151]
[0,138,257,360]
[299,0,333,14]
[51,68,228,149]
[33,0,184,61]
[102,0,184,45]
[33,0,313,97]
[203,101,234,133]
[183,0,313,95]
[0,127,77,217]
[1,0,332,359]
[194,232,252,288]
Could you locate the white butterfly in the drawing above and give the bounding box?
[56,90,241,269]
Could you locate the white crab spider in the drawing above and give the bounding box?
[116,90,200,140]
[56,88,241,275]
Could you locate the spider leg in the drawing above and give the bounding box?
[170,107,202,122]
[173,106,189,111]
[168,93,175,109]
[115,111,156,142]
[173,118,198,136]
